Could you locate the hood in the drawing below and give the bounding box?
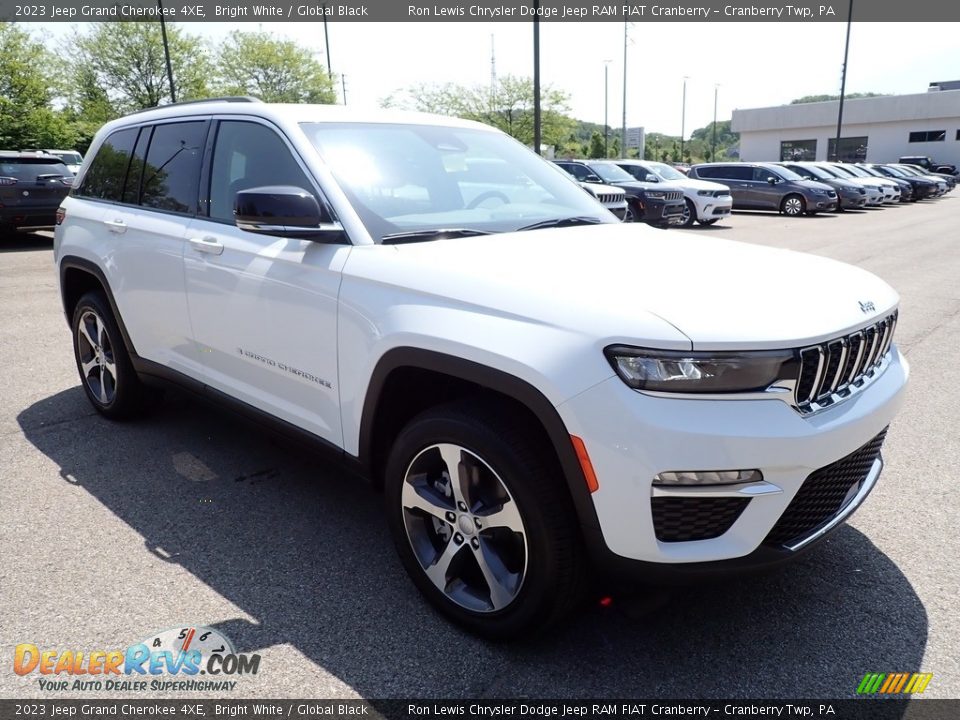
[674,177,730,193]
[353,223,899,351]
[797,179,835,192]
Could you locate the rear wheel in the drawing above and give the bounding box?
[384,401,587,639]
[780,194,805,217]
[71,291,156,419]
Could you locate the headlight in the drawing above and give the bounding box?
[605,346,796,393]
[811,188,827,195]
[645,191,665,199]
[697,189,712,196]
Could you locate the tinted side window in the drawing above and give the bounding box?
[208,121,313,222]
[78,128,138,202]
[694,167,719,179]
[141,121,207,214]
[122,127,151,205]
[753,167,780,182]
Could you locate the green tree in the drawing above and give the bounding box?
[383,75,576,150]
[0,23,74,148]
[588,130,605,159]
[790,92,885,104]
[610,136,620,159]
[73,22,210,111]
[214,30,336,104]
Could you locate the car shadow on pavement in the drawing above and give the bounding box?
[0,232,53,253]
[18,387,927,701]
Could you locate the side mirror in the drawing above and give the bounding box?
[645,174,659,183]
[234,186,344,241]
[767,176,779,185]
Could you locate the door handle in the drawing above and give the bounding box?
[189,237,224,256]
[103,218,126,233]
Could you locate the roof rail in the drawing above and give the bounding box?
[122,96,262,117]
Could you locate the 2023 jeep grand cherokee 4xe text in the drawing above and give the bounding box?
[55,100,909,639]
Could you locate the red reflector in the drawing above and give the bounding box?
[599,596,613,608]
[56,207,66,225]
[570,435,599,493]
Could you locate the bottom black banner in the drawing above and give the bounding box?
[1,699,957,720]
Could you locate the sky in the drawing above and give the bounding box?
[30,21,960,136]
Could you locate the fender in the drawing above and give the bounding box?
[58,255,138,358]
[359,347,602,532]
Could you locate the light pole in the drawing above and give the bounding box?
[711,84,719,162]
[680,76,689,162]
[322,4,332,79]
[834,0,854,161]
[157,0,176,104]
[621,22,628,158]
[603,60,611,157]
[533,0,541,155]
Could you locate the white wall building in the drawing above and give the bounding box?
[731,84,960,165]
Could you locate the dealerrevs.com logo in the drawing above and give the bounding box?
[13,626,260,692]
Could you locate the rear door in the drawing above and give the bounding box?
[182,117,349,445]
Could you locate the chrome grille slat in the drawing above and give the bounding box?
[794,311,898,414]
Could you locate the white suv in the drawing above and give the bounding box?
[616,159,733,227]
[55,100,909,639]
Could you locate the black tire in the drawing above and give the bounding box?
[780,194,806,217]
[384,400,587,640]
[71,291,156,419]
[678,198,697,228]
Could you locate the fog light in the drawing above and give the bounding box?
[653,469,762,486]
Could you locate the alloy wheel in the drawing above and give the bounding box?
[783,196,804,216]
[76,310,117,405]
[401,443,528,613]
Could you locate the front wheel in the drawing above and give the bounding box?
[780,194,806,217]
[678,198,697,227]
[384,401,586,639]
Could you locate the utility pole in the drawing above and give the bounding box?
[323,4,332,78]
[603,60,611,157]
[680,76,688,162]
[157,0,176,104]
[533,0,541,155]
[834,0,854,161]
[711,84,719,162]
[341,74,347,105]
[621,22,628,158]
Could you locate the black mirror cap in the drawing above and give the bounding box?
[235,185,324,227]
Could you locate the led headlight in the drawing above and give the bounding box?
[646,191,666,199]
[605,346,796,394]
[654,469,762,486]
[811,188,828,195]
[697,189,713,196]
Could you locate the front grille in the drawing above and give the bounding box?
[763,428,887,548]
[664,190,683,201]
[652,497,750,542]
[794,311,897,413]
[597,193,623,204]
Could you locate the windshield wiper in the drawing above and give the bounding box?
[517,216,604,232]
[381,228,492,245]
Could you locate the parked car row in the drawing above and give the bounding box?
[553,158,733,228]
[687,160,953,217]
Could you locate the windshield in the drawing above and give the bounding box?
[645,162,686,181]
[826,164,855,178]
[882,166,906,177]
[764,164,803,181]
[839,164,869,178]
[301,123,615,241]
[589,162,637,183]
[894,165,919,176]
[791,164,830,180]
[51,152,82,165]
[858,166,883,177]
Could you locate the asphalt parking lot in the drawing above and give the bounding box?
[2,198,958,701]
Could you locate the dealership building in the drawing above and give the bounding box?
[731,81,960,164]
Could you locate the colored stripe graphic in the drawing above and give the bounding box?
[857,672,933,694]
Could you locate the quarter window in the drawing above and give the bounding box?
[77,128,138,202]
[208,121,314,222]
[141,121,207,214]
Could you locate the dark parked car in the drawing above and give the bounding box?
[0,152,73,237]
[778,161,867,210]
[553,159,685,227]
[688,162,837,216]
[864,164,938,200]
[898,155,958,176]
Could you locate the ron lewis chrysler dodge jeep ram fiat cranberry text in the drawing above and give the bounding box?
[54,99,908,639]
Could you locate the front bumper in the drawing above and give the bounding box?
[557,346,908,573]
[638,197,685,225]
[691,193,733,221]
[839,193,867,209]
[806,194,838,212]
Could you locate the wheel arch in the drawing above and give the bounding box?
[359,347,602,532]
[59,256,138,358]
